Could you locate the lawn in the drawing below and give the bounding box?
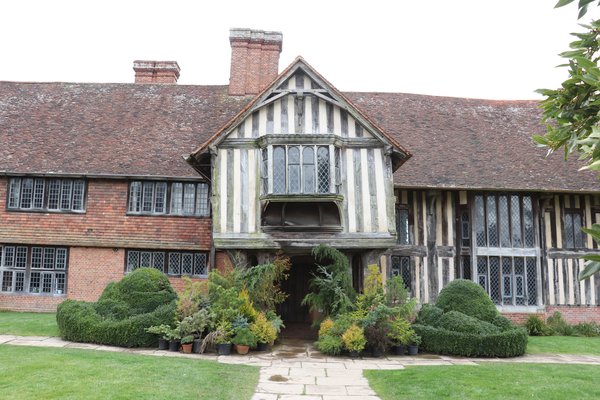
[365,363,600,400]
[527,336,600,355]
[0,311,59,336]
[0,345,259,400]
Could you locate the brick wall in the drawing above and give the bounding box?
[502,306,600,325]
[0,178,212,250]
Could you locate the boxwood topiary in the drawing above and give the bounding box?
[415,304,444,326]
[437,311,500,335]
[435,279,498,323]
[56,268,177,347]
[413,323,527,358]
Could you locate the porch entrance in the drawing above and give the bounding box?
[278,255,317,338]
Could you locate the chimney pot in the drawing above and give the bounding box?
[228,28,283,96]
[133,60,180,84]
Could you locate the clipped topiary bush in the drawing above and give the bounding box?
[413,323,528,358]
[435,279,498,323]
[57,268,177,347]
[437,311,500,335]
[415,304,444,326]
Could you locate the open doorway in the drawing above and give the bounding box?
[278,254,317,339]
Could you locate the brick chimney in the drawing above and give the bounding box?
[133,60,180,84]
[229,28,283,96]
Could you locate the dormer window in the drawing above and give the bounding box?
[262,144,340,195]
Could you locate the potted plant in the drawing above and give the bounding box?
[231,327,258,355]
[407,332,421,356]
[387,318,414,356]
[166,328,181,352]
[145,324,172,350]
[181,335,194,353]
[341,324,366,358]
[250,312,277,351]
[364,322,391,358]
[182,310,212,353]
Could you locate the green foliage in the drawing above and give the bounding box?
[364,264,384,297]
[238,288,259,322]
[145,324,174,339]
[385,275,410,307]
[302,245,356,319]
[242,254,290,312]
[318,318,334,338]
[525,315,554,336]
[341,324,367,352]
[387,317,415,346]
[315,334,343,355]
[435,279,499,323]
[580,224,600,279]
[491,314,514,331]
[572,321,600,336]
[437,311,501,335]
[250,312,277,344]
[56,268,177,347]
[547,311,575,336]
[413,324,528,357]
[231,327,258,347]
[265,311,285,334]
[415,304,444,326]
[364,323,392,353]
[176,276,207,320]
[554,0,600,20]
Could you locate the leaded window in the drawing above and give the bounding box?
[391,255,412,294]
[126,249,208,277]
[395,206,410,245]
[128,181,209,216]
[7,177,85,212]
[473,193,539,306]
[563,209,585,249]
[265,145,336,195]
[0,245,67,295]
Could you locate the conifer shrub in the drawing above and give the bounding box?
[57,268,177,347]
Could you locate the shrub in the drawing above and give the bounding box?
[250,312,277,344]
[547,312,574,336]
[435,279,499,323]
[572,322,600,337]
[315,334,343,355]
[437,311,500,335]
[387,317,415,346]
[415,304,444,326]
[364,323,392,354]
[57,268,177,347]
[242,253,290,312]
[231,327,258,347]
[341,324,367,352]
[491,314,514,331]
[525,315,553,336]
[319,318,335,338]
[328,313,355,337]
[413,324,528,358]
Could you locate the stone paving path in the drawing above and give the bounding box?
[2,335,600,400]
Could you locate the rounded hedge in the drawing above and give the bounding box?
[437,311,500,335]
[413,323,527,358]
[56,268,177,347]
[415,304,444,326]
[435,279,498,323]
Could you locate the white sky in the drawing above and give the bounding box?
[1,0,598,99]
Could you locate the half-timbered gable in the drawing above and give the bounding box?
[190,58,410,251]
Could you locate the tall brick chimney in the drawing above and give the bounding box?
[229,28,283,96]
[133,60,180,84]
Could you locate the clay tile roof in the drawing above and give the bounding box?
[346,92,599,193]
[0,81,597,192]
[0,82,251,179]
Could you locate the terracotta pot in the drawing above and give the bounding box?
[235,344,250,355]
[181,343,193,353]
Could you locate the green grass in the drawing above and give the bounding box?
[365,363,600,400]
[527,335,600,355]
[0,311,59,336]
[0,345,259,400]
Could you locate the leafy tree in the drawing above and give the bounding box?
[536,0,600,279]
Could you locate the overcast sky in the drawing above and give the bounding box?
[1,1,598,99]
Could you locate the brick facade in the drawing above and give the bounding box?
[0,178,212,250]
[503,306,600,325]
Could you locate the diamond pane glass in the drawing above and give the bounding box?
[194,254,208,276]
[573,213,583,248]
[262,148,269,195]
[526,257,537,305]
[474,195,486,246]
[273,147,286,194]
[461,211,470,247]
[396,208,410,245]
[302,147,315,193]
[317,146,330,193]
[511,195,522,247]
[489,256,500,303]
[499,195,510,247]
[486,196,498,247]
[127,251,139,272]
[168,253,181,275]
[140,252,152,268]
[153,252,165,272]
[181,253,193,275]
[523,196,534,247]
[288,146,301,193]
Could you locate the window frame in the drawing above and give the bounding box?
[127,181,210,217]
[390,255,413,295]
[125,249,209,278]
[562,208,585,249]
[7,177,86,213]
[0,244,68,295]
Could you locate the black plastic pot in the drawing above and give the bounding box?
[371,348,384,358]
[169,339,181,352]
[192,338,202,354]
[408,345,419,355]
[393,345,406,356]
[349,351,360,359]
[158,338,169,350]
[256,342,269,352]
[217,343,232,355]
